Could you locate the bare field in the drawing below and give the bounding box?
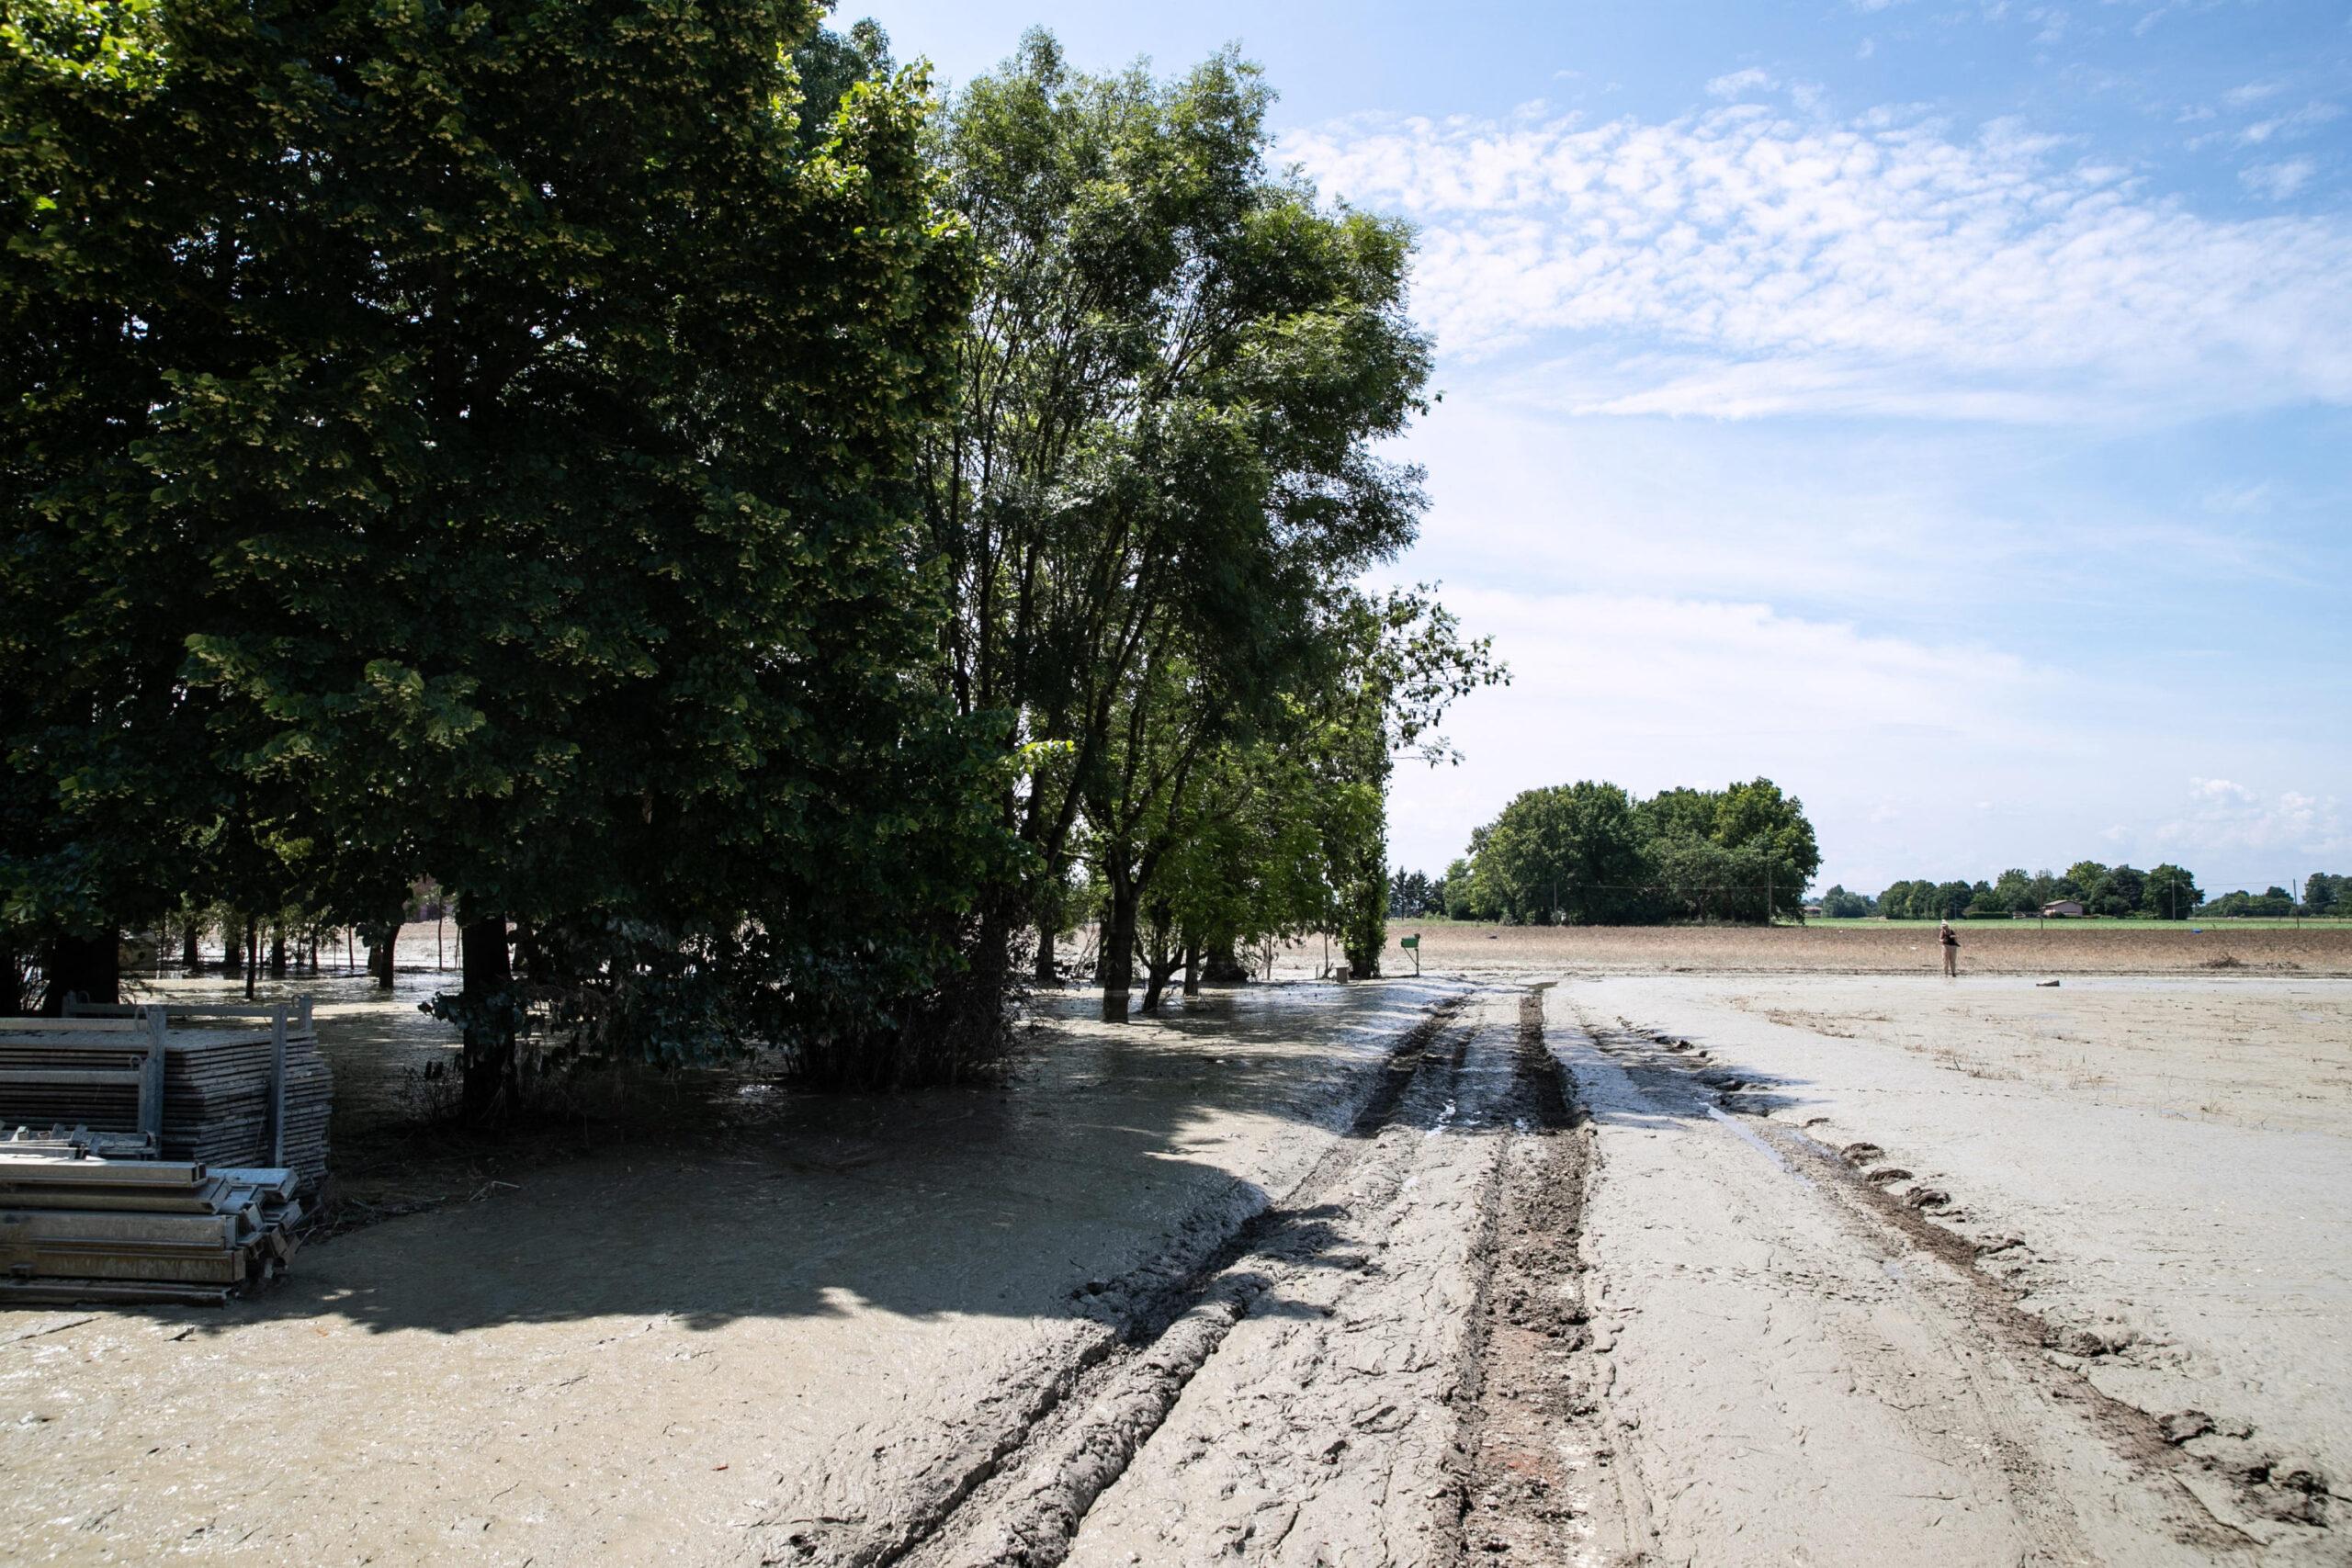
[1363,919,2352,977]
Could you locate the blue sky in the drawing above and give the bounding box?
[856,0,2352,897]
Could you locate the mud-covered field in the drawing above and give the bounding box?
[2,939,2345,1565]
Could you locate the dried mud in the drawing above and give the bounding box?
[5,951,2346,1567]
[1445,986,1597,1564]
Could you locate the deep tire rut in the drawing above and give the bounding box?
[1443,983,1604,1563]
[886,992,1477,1568]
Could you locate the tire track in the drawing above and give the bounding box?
[1445,983,1606,1563]
[1560,1000,2273,1565]
[884,993,1478,1568]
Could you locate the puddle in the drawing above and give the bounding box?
[1705,1105,1815,1190]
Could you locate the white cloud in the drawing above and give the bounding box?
[1705,67,1775,100]
[2222,81,2283,108]
[2241,158,2318,201]
[2200,482,2269,514]
[2149,780,2352,881]
[1379,583,2081,876]
[2245,157,2322,202]
[2237,103,2341,147]
[1284,103,2352,422]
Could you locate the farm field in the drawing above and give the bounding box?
[1349,918,2352,978]
[1811,917,2352,931]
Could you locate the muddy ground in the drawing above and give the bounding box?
[2,944,2346,1565]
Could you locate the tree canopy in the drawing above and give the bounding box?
[1446,778,1819,926]
[1,12,1501,1100]
[3,0,1001,1094]
[921,33,1495,1015]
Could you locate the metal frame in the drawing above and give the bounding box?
[11,997,315,1157]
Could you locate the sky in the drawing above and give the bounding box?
[855,0,2352,897]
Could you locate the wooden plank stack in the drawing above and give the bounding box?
[0,1132,304,1305]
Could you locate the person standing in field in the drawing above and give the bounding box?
[1939,919,1960,977]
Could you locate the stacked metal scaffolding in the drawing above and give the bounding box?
[0,1132,305,1305]
[0,999,332,1304]
[0,999,331,1195]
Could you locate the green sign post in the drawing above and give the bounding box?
[1399,933,1419,976]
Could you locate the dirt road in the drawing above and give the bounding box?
[1550,1001,2254,1566]
[886,978,2345,1566]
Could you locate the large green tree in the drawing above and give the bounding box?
[1447,777,1821,926]
[1476,782,1653,926]
[3,0,996,1097]
[922,34,1442,1020]
[2143,863,2201,920]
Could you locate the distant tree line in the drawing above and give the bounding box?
[1397,779,1820,926]
[2196,872,2346,918]
[1831,865,2346,920]
[1869,863,2200,919]
[0,17,1498,1111]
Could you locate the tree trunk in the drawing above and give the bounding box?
[368,919,398,989]
[1138,945,1179,1014]
[1099,871,1137,1022]
[220,918,243,976]
[969,901,1009,1003]
[1035,916,1058,986]
[243,916,259,1001]
[179,920,200,973]
[459,914,516,1123]
[1201,939,1249,985]
[1182,938,1203,997]
[268,927,288,977]
[38,931,120,1015]
[0,938,25,1017]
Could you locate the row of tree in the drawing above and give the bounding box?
[1,14,1496,1113]
[2195,876,2349,918]
[1424,779,1821,926]
[1836,861,2216,919]
[2295,873,2351,916]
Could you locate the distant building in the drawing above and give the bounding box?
[1802,904,1825,919]
[2041,899,2086,918]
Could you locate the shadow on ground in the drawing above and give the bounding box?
[141,982,1472,1337]
[51,976,1820,1342]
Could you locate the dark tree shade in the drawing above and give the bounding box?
[3,0,1001,1089]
